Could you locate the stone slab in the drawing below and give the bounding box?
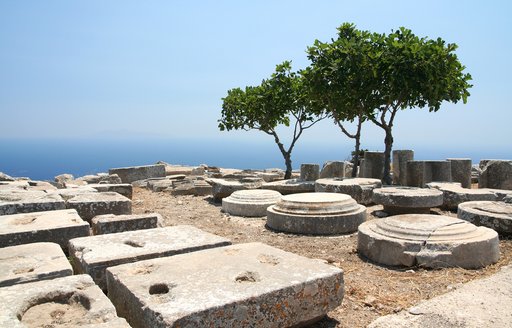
[369,265,512,328]
[0,190,66,215]
[109,164,166,183]
[87,183,133,199]
[91,213,163,235]
[106,242,344,328]
[0,242,72,287]
[426,182,497,210]
[48,186,98,201]
[0,274,130,327]
[0,209,90,249]
[372,187,443,215]
[66,192,132,222]
[458,201,512,235]
[358,214,499,268]
[315,177,382,205]
[262,178,316,195]
[69,225,231,290]
[222,189,282,217]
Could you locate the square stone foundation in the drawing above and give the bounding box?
[91,213,163,235]
[106,242,344,328]
[0,191,66,215]
[0,209,90,249]
[69,225,231,290]
[0,242,72,287]
[66,192,132,222]
[0,274,130,327]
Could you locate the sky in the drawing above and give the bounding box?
[1,1,511,162]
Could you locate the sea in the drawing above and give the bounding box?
[0,138,508,181]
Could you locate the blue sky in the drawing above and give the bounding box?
[1,1,511,159]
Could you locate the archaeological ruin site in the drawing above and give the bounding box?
[0,154,511,327]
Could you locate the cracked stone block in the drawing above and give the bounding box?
[0,209,90,249]
[358,214,499,269]
[372,186,443,215]
[87,183,133,200]
[315,178,382,205]
[109,164,166,183]
[91,213,163,235]
[0,242,72,287]
[106,242,344,328]
[458,201,512,235]
[69,225,231,290]
[0,190,66,215]
[0,274,130,327]
[66,192,131,222]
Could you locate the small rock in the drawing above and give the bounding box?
[408,307,423,315]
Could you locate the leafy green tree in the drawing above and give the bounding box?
[219,61,327,179]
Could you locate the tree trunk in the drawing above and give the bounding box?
[284,153,293,179]
[351,115,363,178]
[382,127,393,185]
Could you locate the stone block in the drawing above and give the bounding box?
[109,164,166,183]
[320,161,346,179]
[426,182,497,210]
[69,225,231,290]
[447,158,472,188]
[372,187,443,215]
[66,192,131,222]
[91,213,163,235]
[106,242,344,328]
[315,178,382,205]
[0,209,90,249]
[392,150,414,185]
[0,242,72,287]
[147,179,174,192]
[0,274,130,327]
[88,183,133,199]
[222,189,282,217]
[406,160,452,187]
[262,178,316,195]
[478,160,512,190]
[361,151,385,179]
[458,201,512,235]
[208,178,263,201]
[300,163,320,181]
[47,186,98,201]
[0,190,66,215]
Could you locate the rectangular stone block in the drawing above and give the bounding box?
[0,209,90,249]
[0,274,130,327]
[88,183,133,199]
[66,192,132,222]
[48,186,98,201]
[106,242,344,328]
[92,213,163,235]
[0,242,72,287]
[0,190,66,215]
[109,164,166,183]
[69,226,231,290]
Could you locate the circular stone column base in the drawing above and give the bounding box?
[222,190,282,217]
[357,214,499,269]
[458,201,512,235]
[372,187,443,215]
[266,192,366,235]
[382,205,431,215]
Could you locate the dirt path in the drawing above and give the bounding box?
[132,187,512,328]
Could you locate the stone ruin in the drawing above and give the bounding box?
[222,189,282,217]
[458,201,512,235]
[372,186,443,215]
[315,177,382,205]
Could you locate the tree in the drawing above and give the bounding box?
[219,61,327,179]
[305,23,380,177]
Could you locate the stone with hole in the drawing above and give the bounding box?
[0,209,89,249]
[372,187,443,215]
[222,189,282,217]
[358,214,499,268]
[0,190,66,215]
[91,213,163,235]
[69,225,231,290]
[0,274,130,327]
[315,177,382,205]
[106,242,344,328]
[458,201,512,235]
[0,242,72,287]
[66,192,131,222]
[266,192,367,235]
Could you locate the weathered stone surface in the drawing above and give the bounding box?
[222,189,282,217]
[0,274,130,327]
[66,192,131,222]
[315,178,382,205]
[458,201,512,235]
[369,265,512,328]
[393,150,414,186]
[300,163,320,181]
[262,178,316,195]
[191,166,205,175]
[55,173,74,188]
[447,158,472,188]
[208,178,264,201]
[69,226,231,290]
[88,183,133,199]
[0,171,15,181]
[0,242,72,287]
[0,209,89,249]
[148,179,174,192]
[320,161,346,179]
[92,213,163,235]
[372,187,443,215]
[26,180,58,192]
[358,214,499,268]
[106,242,344,328]
[478,160,512,190]
[361,151,385,179]
[48,186,98,201]
[0,180,30,190]
[256,168,285,182]
[426,182,497,210]
[406,160,452,187]
[109,164,166,183]
[163,164,195,176]
[267,192,366,235]
[0,190,66,215]
[471,164,481,183]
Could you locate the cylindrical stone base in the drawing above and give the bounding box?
[222,189,282,217]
